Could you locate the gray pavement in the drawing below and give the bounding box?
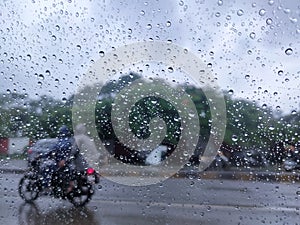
[1,158,300,182]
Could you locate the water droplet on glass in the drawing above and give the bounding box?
[269,126,275,131]
[285,48,293,55]
[226,15,231,20]
[27,54,31,60]
[232,135,238,142]
[99,51,105,57]
[38,74,44,80]
[62,97,67,104]
[266,18,273,25]
[45,70,51,76]
[140,10,145,15]
[168,67,174,73]
[268,0,274,6]
[76,45,81,50]
[42,56,47,62]
[217,0,223,6]
[289,17,297,24]
[278,70,283,76]
[259,9,266,16]
[237,9,244,16]
[52,35,57,41]
[291,110,297,115]
[228,89,234,95]
[55,25,60,31]
[249,32,256,39]
[166,21,171,27]
[245,74,250,79]
[146,24,152,30]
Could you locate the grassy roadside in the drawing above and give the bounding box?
[0,153,26,160]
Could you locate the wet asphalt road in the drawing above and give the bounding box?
[1,172,300,225]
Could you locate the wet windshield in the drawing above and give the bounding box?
[0,0,300,224]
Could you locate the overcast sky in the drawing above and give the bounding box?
[0,0,299,114]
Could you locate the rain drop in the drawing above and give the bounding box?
[168,67,174,73]
[289,17,297,24]
[146,24,152,30]
[38,74,44,80]
[266,18,273,25]
[228,89,234,95]
[217,0,223,6]
[269,126,275,131]
[268,0,274,6]
[76,45,81,50]
[62,97,67,104]
[166,21,171,27]
[45,70,51,76]
[278,70,283,76]
[237,9,244,16]
[285,48,293,55]
[99,51,105,57]
[231,135,238,142]
[249,32,256,39]
[259,9,266,16]
[42,56,47,62]
[245,74,250,80]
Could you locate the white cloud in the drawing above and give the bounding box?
[0,0,299,114]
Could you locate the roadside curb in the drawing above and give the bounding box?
[1,161,300,183]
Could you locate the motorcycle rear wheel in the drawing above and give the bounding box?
[68,183,93,207]
[18,175,40,203]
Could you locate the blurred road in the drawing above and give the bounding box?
[1,172,300,225]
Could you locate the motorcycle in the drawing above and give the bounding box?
[18,155,99,207]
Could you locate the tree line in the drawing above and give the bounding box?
[0,73,299,157]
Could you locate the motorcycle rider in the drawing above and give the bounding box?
[41,125,76,193]
[55,125,76,193]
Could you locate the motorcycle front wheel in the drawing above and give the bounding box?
[68,183,94,207]
[18,175,40,203]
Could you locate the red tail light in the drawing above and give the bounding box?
[87,167,95,175]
